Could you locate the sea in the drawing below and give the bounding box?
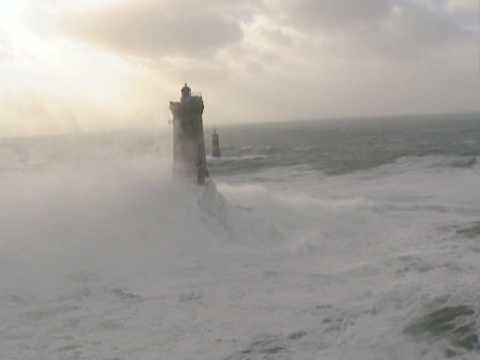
[1,113,480,359]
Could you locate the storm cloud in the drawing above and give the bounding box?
[265,0,472,58]
[1,0,478,136]
[269,0,393,29]
[48,0,476,62]
[51,0,262,58]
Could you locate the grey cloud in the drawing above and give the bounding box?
[21,0,478,131]
[45,0,472,61]
[447,1,480,32]
[267,0,471,58]
[381,4,466,52]
[261,28,294,47]
[270,0,393,30]
[52,0,263,59]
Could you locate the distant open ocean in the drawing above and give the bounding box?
[1,113,480,359]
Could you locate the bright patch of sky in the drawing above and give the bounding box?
[0,0,479,136]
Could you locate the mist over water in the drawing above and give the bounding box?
[1,114,480,359]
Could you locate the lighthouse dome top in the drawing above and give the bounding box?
[181,83,191,100]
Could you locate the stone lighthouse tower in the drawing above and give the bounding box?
[169,83,209,184]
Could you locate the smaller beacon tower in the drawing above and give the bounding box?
[212,129,221,158]
[169,83,209,184]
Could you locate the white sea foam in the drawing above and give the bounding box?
[1,138,480,359]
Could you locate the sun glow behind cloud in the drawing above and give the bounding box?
[0,0,171,137]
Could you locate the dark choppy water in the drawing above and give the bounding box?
[1,113,479,177]
[208,113,480,176]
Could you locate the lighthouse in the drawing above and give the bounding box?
[212,129,221,158]
[169,83,209,184]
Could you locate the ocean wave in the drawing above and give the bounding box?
[2,132,480,359]
[394,155,479,170]
[293,145,317,152]
[343,155,480,180]
[239,145,253,152]
[207,154,269,162]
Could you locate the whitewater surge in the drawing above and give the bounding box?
[1,132,480,359]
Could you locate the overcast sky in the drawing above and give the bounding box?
[0,0,478,136]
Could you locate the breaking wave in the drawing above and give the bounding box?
[1,132,480,359]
